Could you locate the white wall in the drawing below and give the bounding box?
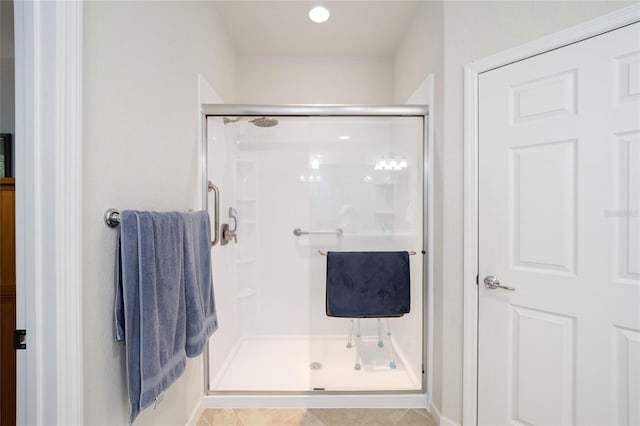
[439,1,632,424]
[0,0,14,134]
[82,2,236,424]
[237,56,393,104]
[77,1,635,423]
[393,2,443,106]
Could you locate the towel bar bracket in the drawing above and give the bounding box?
[105,208,121,228]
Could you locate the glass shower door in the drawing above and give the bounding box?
[207,113,425,394]
[306,116,424,391]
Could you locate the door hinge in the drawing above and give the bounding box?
[14,329,26,350]
[476,274,479,285]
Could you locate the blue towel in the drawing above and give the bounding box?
[115,211,187,424]
[325,251,410,317]
[183,211,218,357]
[114,210,218,424]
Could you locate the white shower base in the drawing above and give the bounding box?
[210,335,421,392]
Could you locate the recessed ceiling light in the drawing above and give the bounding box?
[339,135,350,140]
[309,6,330,23]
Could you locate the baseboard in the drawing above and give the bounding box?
[185,398,204,426]
[429,401,460,426]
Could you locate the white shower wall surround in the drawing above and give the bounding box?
[203,105,428,406]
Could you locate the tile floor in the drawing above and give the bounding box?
[197,408,436,426]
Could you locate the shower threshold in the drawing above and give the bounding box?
[202,392,429,409]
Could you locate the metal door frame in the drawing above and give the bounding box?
[201,104,431,398]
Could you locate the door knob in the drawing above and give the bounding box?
[483,275,515,291]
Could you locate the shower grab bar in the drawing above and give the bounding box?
[318,250,418,256]
[293,228,343,236]
[208,181,220,246]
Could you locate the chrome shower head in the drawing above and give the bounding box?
[223,117,240,125]
[249,117,279,127]
[222,116,279,127]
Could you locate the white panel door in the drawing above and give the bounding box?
[478,23,640,425]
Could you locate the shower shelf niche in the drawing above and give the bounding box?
[237,287,257,299]
[235,159,259,308]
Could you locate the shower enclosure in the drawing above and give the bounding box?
[203,105,427,397]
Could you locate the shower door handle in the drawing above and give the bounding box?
[221,207,238,246]
[208,181,220,246]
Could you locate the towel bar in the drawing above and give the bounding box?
[318,250,418,256]
[104,208,199,229]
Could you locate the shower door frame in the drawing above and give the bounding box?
[201,104,431,398]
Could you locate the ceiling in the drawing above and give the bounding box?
[213,1,424,57]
